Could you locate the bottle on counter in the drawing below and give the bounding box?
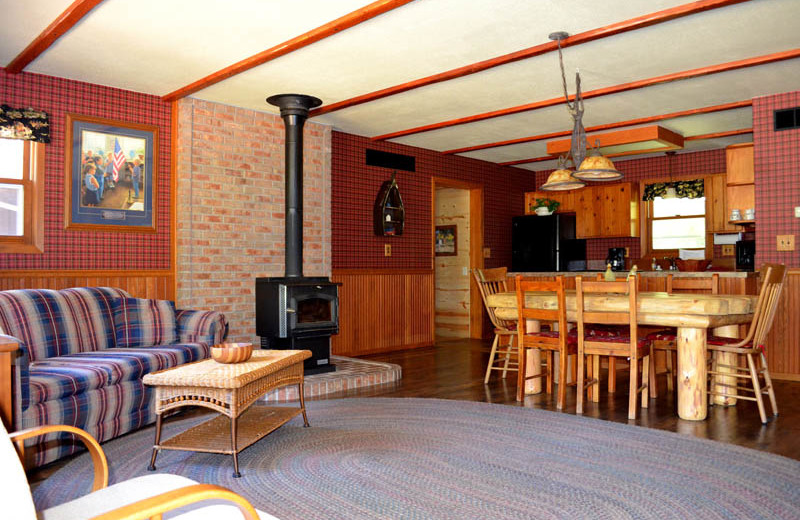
[604,263,616,281]
[651,257,658,271]
[628,265,638,280]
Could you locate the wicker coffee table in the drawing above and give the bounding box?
[143,349,311,477]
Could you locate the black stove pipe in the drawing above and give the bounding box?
[266,94,322,278]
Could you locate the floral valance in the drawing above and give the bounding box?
[642,178,704,201]
[0,104,50,143]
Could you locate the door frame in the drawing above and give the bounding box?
[431,177,485,339]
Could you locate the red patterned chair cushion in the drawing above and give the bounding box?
[707,336,761,350]
[525,329,578,345]
[646,329,677,342]
[582,333,651,354]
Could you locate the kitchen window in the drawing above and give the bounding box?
[650,195,706,250]
[0,138,45,253]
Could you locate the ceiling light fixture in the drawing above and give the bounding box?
[549,31,622,182]
[539,156,586,191]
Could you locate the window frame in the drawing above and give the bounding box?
[0,140,45,254]
[639,174,713,261]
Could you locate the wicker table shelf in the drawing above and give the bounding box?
[143,349,311,477]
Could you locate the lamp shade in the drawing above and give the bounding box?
[540,168,586,191]
[573,149,623,181]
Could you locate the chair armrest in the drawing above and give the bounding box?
[88,484,260,520]
[176,310,228,345]
[10,424,108,492]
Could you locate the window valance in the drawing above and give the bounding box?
[0,105,50,143]
[642,178,704,201]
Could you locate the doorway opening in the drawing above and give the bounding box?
[432,178,484,341]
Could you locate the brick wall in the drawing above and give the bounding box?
[176,99,332,342]
[753,90,800,268]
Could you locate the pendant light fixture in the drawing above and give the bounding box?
[540,155,586,191]
[549,31,623,182]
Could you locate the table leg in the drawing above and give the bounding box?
[299,382,310,427]
[147,413,163,471]
[711,324,739,406]
[524,319,542,395]
[677,327,707,421]
[231,416,241,478]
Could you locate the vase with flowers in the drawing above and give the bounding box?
[533,197,560,216]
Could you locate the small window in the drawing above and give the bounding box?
[650,196,706,251]
[0,139,44,253]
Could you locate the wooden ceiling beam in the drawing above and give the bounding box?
[5,0,105,73]
[161,0,415,102]
[501,127,754,167]
[444,100,752,155]
[373,48,800,141]
[311,0,750,117]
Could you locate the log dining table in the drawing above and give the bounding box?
[486,289,757,421]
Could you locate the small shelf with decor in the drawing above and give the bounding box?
[374,172,405,236]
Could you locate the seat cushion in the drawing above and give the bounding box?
[38,474,279,520]
[646,329,677,342]
[112,298,177,347]
[28,343,210,405]
[707,336,759,350]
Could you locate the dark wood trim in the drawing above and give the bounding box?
[332,268,434,275]
[373,49,800,142]
[312,0,750,117]
[170,101,179,301]
[5,0,104,73]
[445,100,752,155]
[162,0,415,102]
[684,128,753,141]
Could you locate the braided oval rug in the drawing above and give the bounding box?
[33,398,800,519]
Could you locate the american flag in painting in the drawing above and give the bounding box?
[112,138,125,182]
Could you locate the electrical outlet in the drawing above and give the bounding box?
[384,244,391,256]
[483,247,491,258]
[624,247,629,258]
[795,206,800,218]
[721,244,735,256]
[777,235,795,252]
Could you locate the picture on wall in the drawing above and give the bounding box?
[435,225,457,256]
[64,113,157,232]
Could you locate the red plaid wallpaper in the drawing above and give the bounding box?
[535,149,728,261]
[0,69,172,270]
[332,132,538,270]
[753,91,800,268]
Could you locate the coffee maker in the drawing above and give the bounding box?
[606,248,626,271]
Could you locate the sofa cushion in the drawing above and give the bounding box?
[113,298,177,348]
[28,343,210,406]
[0,287,129,361]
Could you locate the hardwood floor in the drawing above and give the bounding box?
[346,338,800,461]
[27,337,800,485]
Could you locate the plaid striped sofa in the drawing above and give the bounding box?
[0,287,227,467]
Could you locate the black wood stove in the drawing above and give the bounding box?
[256,94,339,375]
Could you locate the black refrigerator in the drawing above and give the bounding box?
[512,214,586,272]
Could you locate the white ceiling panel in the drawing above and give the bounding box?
[1,0,795,173]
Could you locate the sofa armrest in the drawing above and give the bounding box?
[175,310,228,345]
[0,335,30,430]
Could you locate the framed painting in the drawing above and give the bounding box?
[64,113,157,232]
[434,225,457,256]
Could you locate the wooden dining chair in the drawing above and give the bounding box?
[576,276,650,420]
[514,275,577,407]
[648,273,720,396]
[707,264,786,424]
[473,267,519,384]
[593,272,642,395]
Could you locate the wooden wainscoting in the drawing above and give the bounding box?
[331,269,434,357]
[767,269,800,381]
[0,270,175,300]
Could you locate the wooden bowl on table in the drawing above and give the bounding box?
[675,259,711,272]
[211,343,253,364]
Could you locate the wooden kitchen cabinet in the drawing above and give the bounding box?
[725,143,754,225]
[525,183,639,238]
[707,173,739,233]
